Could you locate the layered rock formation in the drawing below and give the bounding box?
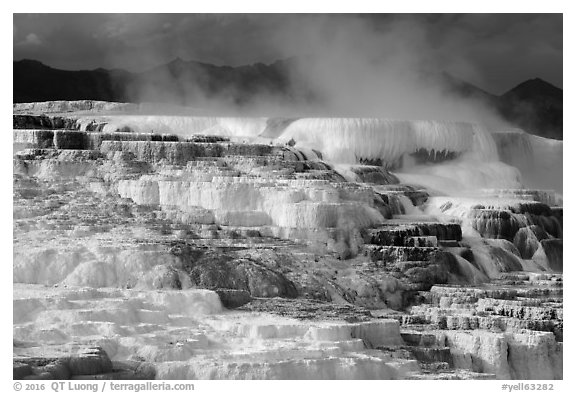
[13,102,562,380]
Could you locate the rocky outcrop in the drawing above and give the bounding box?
[215,289,252,309]
[349,165,400,185]
[14,346,156,380]
[184,253,299,298]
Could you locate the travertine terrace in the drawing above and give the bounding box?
[13,101,563,380]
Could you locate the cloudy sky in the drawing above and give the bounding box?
[13,14,562,94]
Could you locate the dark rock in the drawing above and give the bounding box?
[376,193,406,215]
[452,247,475,264]
[13,114,78,130]
[141,265,183,290]
[215,289,252,309]
[181,250,298,298]
[365,246,438,265]
[107,360,156,380]
[410,148,460,164]
[405,236,437,248]
[469,209,521,241]
[373,196,394,219]
[550,207,563,221]
[349,166,400,185]
[238,297,373,321]
[54,130,88,150]
[530,214,562,238]
[22,372,53,380]
[65,347,113,376]
[553,322,563,342]
[404,264,448,287]
[407,346,452,364]
[541,239,563,272]
[42,360,71,379]
[13,357,59,368]
[135,362,157,379]
[13,362,32,379]
[404,190,429,206]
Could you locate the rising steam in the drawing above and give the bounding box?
[124,14,509,126]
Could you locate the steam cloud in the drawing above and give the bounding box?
[271,15,474,118]
[124,14,509,126]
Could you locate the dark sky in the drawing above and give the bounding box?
[13,14,562,94]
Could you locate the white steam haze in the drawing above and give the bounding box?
[268,15,500,122]
[121,14,507,126]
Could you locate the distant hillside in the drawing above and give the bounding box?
[13,58,311,109]
[13,59,562,139]
[13,59,131,103]
[497,78,562,139]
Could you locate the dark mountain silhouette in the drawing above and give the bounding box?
[497,78,562,139]
[13,59,131,103]
[13,58,562,139]
[13,58,309,109]
[435,73,562,139]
